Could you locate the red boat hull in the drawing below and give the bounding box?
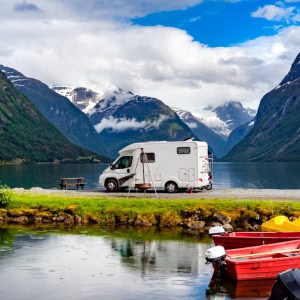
[213,231,300,249]
[224,239,300,280]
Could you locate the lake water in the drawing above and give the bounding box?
[1,162,300,189]
[0,226,274,300]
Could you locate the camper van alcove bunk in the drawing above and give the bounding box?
[99,140,212,193]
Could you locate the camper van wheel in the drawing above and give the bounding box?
[105,179,118,192]
[165,181,178,193]
[204,181,212,190]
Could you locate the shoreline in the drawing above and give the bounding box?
[1,187,300,230]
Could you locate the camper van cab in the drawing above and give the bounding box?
[99,141,212,193]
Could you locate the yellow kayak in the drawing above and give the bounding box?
[261,216,300,232]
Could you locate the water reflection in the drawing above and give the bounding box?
[206,272,274,299]
[0,226,275,299]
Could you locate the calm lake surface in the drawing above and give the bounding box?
[0,226,273,300]
[0,162,300,189]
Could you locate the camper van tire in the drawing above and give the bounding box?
[105,179,118,192]
[204,181,212,190]
[165,181,178,193]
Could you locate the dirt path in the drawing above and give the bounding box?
[13,187,300,201]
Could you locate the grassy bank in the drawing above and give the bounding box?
[0,192,299,229]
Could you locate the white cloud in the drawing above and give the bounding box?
[94,116,148,133]
[0,1,300,116]
[251,4,295,22]
[94,114,169,132]
[0,0,203,21]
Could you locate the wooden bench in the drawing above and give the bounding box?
[60,178,85,190]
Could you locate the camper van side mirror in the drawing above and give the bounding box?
[110,163,115,170]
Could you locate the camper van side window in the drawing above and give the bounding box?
[177,147,191,154]
[140,153,155,163]
[113,156,133,169]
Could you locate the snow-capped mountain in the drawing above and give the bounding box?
[52,86,102,114]
[85,89,196,157]
[199,101,256,139]
[172,107,226,157]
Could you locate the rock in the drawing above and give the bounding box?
[223,223,234,232]
[64,218,74,225]
[0,216,6,224]
[0,209,7,217]
[211,214,231,225]
[34,217,43,224]
[134,218,152,227]
[187,220,205,230]
[10,216,29,224]
[75,215,82,225]
[56,215,65,222]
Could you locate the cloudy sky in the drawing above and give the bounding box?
[1,0,300,113]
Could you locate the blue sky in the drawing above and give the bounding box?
[134,0,300,46]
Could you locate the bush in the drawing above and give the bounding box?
[0,184,13,208]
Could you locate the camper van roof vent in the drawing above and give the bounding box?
[183,137,195,142]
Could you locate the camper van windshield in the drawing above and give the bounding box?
[112,156,133,169]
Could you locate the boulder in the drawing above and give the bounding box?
[75,215,82,225]
[211,213,231,225]
[187,220,205,230]
[223,223,234,232]
[10,216,29,225]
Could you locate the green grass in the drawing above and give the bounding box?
[9,192,300,219]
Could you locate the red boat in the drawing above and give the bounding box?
[212,231,300,249]
[224,240,300,280]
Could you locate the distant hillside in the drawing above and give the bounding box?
[0,71,100,163]
[0,65,106,156]
[224,52,300,161]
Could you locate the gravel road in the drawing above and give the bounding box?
[13,187,300,201]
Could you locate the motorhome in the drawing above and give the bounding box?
[99,140,212,193]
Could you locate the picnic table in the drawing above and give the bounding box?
[60,177,85,190]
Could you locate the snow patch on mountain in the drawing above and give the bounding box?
[89,88,134,116]
[195,111,231,138]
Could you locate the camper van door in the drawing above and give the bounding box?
[111,156,133,185]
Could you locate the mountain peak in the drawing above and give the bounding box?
[280,52,300,85]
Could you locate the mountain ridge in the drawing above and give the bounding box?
[224,52,300,161]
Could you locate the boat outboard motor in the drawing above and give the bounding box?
[269,268,300,300]
[209,226,225,236]
[205,246,226,277]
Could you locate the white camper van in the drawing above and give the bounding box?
[99,140,212,193]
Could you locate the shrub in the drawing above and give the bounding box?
[0,184,13,208]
